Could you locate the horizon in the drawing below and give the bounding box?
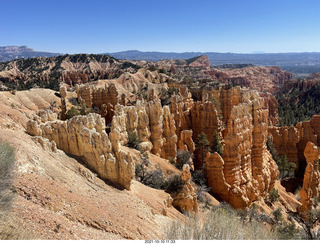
[2,0,320,54]
[3,45,320,55]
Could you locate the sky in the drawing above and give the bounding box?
[1,0,320,54]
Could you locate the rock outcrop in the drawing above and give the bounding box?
[76,83,119,124]
[172,164,198,212]
[268,126,300,170]
[205,66,293,93]
[269,115,320,176]
[60,86,67,120]
[161,106,177,159]
[299,141,320,213]
[177,130,195,153]
[146,100,164,156]
[26,113,135,190]
[188,55,210,69]
[205,90,279,208]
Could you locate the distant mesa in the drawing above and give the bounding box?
[0,45,61,62]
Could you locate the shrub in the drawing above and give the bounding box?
[164,174,184,194]
[269,188,279,204]
[168,157,176,165]
[211,131,223,156]
[126,132,141,150]
[191,169,207,187]
[273,208,283,223]
[0,141,35,239]
[148,65,157,72]
[0,141,15,211]
[165,204,278,239]
[276,222,303,240]
[176,150,193,169]
[278,155,296,179]
[66,106,80,119]
[135,154,149,182]
[79,99,91,116]
[142,168,166,189]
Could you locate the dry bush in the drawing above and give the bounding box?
[165,204,278,240]
[0,141,35,240]
[0,141,15,211]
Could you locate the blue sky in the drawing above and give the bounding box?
[1,0,320,53]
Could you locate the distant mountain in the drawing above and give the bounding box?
[107,50,320,66]
[107,50,320,75]
[0,53,140,90]
[0,46,61,62]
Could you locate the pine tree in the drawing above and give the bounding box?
[211,131,223,156]
[195,132,210,169]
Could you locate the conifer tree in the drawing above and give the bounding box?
[195,132,210,169]
[211,131,223,156]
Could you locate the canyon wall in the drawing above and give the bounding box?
[299,142,320,213]
[269,115,320,176]
[205,91,279,208]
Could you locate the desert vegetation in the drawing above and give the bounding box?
[0,141,34,239]
[165,203,306,240]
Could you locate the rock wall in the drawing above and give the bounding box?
[269,115,320,176]
[76,83,118,123]
[26,113,134,190]
[146,100,164,156]
[299,141,320,213]
[205,91,279,208]
[161,106,177,159]
[268,126,300,170]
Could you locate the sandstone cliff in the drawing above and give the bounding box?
[269,115,320,176]
[299,141,320,213]
[205,90,279,208]
[27,113,135,190]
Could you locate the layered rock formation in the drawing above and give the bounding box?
[205,66,293,93]
[76,83,119,123]
[0,54,131,88]
[205,90,279,208]
[188,55,210,69]
[26,113,135,190]
[268,126,300,170]
[172,164,198,212]
[161,106,177,159]
[60,86,67,120]
[269,115,320,176]
[299,141,320,213]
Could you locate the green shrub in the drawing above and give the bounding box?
[269,188,279,204]
[126,131,141,150]
[278,155,296,179]
[273,208,283,223]
[66,106,80,119]
[79,100,91,116]
[211,131,223,156]
[276,222,303,240]
[148,65,157,72]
